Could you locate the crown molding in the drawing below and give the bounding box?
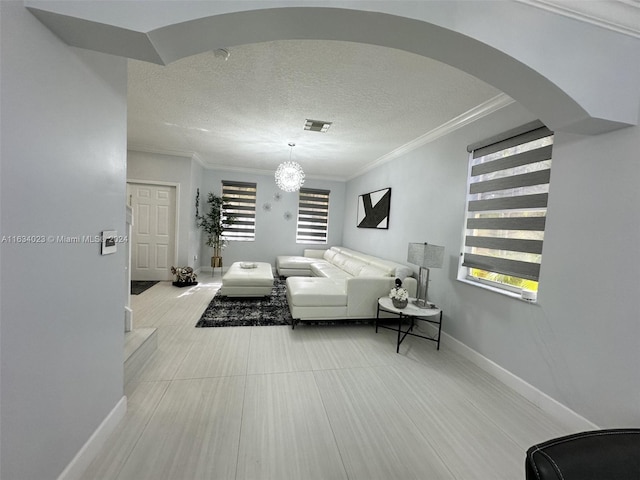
[203,163,345,183]
[515,0,640,39]
[347,93,515,181]
[128,144,345,182]
[127,144,196,160]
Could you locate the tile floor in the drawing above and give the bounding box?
[82,274,577,479]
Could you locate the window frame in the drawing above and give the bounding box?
[296,188,330,245]
[459,121,554,300]
[221,180,257,242]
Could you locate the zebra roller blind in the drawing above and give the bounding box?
[296,188,330,244]
[222,181,257,241]
[463,121,553,288]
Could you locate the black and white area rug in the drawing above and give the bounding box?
[196,277,292,328]
[131,281,159,295]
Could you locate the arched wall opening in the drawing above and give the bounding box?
[27,3,640,135]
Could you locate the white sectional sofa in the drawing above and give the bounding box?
[277,247,417,327]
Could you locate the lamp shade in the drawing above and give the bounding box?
[407,242,444,269]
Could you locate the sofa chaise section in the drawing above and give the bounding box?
[281,247,417,327]
[276,249,326,277]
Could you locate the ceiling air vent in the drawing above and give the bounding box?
[304,119,332,132]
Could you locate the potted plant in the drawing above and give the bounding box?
[196,192,234,266]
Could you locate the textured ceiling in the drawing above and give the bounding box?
[127,40,502,180]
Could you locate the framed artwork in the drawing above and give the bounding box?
[357,187,391,229]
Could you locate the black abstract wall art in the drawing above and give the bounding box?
[357,188,391,229]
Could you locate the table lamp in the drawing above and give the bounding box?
[407,242,445,308]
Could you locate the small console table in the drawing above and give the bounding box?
[376,297,443,353]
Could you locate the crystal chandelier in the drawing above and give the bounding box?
[275,143,305,192]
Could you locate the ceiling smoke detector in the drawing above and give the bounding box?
[304,119,332,132]
[213,48,230,61]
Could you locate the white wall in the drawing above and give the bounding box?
[0,2,127,478]
[190,160,205,269]
[344,101,640,427]
[127,150,202,269]
[200,169,346,268]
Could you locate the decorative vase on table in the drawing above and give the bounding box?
[392,298,408,309]
[389,278,409,309]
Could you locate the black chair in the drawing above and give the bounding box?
[525,429,640,479]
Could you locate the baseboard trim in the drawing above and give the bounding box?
[57,396,127,480]
[442,332,599,431]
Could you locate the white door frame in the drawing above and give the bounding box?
[127,179,181,279]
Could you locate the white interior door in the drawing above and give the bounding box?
[128,183,176,281]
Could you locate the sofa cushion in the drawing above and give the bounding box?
[323,249,337,262]
[286,277,347,306]
[331,253,350,269]
[358,264,389,277]
[394,265,413,280]
[365,258,396,276]
[342,258,366,276]
[311,262,351,279]
[276,255,317,270]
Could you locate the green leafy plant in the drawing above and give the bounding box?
[196,192,235,255]
[471,268,539,292]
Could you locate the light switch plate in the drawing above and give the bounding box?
[101,230,117,255]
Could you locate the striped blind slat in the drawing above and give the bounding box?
[462,254,541,281]
[466,216,546,231]
[468,120,552,157]
[464,236,543,254]
[469,169,551,195]
[471,145,552,176]
[468,193,549,212]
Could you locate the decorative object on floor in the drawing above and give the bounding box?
[196,191,236,263]
[196,278,292,327]
[131,280,159,295]
[389,278,409,309]
[357,187,391,229]
[407,242,445,308]
[275,143,305,192]
[171,266,198,287]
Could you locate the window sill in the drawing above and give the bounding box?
[457,277,539,305]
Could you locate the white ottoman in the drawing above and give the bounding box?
[218,262,274,297]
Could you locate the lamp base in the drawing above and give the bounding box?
[412,299,436,309]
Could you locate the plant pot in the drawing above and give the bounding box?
[392,298,408,309]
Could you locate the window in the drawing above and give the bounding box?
[296,188,330,244]
[461,121,553,293]
[221,181,256,241]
